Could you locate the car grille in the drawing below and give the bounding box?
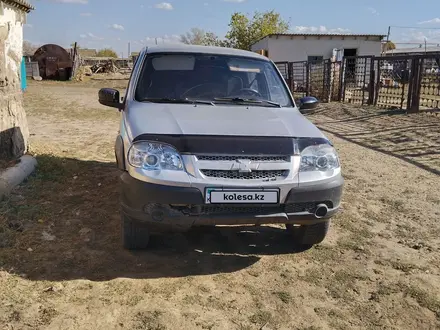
[200,169,289,180]
[196,202,333,215]
[196,155,290,162]
[200,205,284,215]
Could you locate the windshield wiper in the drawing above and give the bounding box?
[213,97,281,108]
[139,98,215,106]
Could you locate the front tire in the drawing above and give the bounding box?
[122,214,151,250]
[286,221,330,247]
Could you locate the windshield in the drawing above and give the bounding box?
[135,53,293,107]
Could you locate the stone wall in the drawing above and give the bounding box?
[0,2,29,160]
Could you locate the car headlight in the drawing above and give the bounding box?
[128,141,184,171]
[300,144,340,172]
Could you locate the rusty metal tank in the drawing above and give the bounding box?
[33,44,73,81]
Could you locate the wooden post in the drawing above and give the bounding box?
[288,62,294,92]
[338,60,344,101]
[361,58,368,105]
[368,56,375,105]
[409,57,422,113]
[70,42,78,80]
[374,59,381,106]
[341,58,347,102]
[406,59,415,110]
[306,62,310,96]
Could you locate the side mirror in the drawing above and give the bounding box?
[99,88,123,109]
[298,96,319,112]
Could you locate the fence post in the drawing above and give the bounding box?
[306,62,310,96]
[361,57,368,105]
[374,59,381,106]
[325,61,332,102]
[406,59,416,110]
[409,57,422,113]
[288,62,294,92]
[368,56,375,105]
[329,62,335,102]
[322,61,326,101]
[338,60,344,101]
[342,57,348,102]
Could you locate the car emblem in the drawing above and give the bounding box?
[231,159,259,173]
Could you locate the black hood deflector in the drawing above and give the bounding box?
[132,134,330,155]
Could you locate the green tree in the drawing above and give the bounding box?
[202,32,228,47]
[180,28,227,47]
[225,10,290,50]
[180,28,206,45]
[23,40,38,55]
[96,48,118,58]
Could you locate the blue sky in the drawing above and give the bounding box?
[24,0,440,56]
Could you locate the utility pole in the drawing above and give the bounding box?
[155,38,158,45]
[127,42,131,64]
[383,26,391,55]
[386,26,391,43]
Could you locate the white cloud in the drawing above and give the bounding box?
[140,34,181,45]
[24,23,33,28]
[155,2,173,10]
[418,18,440,24]
[110,24,125,31]
[80,34,87,38]
[87,32,104,40]
[52,0,88,3]
[399,29,440,44]
[367,7,379,16]
[80,12,92,16]
[292,26,350,34]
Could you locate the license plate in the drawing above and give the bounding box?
[205,188,279,204]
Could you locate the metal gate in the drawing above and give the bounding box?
[342,56,374,105]
[374,56,413,109]
[279,60,342,102]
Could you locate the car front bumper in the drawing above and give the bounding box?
[119,172,344,233]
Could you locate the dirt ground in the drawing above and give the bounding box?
[1,77,439,330]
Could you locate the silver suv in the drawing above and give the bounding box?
[98,45,343,250]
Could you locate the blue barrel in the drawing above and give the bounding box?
[20,57,27,91]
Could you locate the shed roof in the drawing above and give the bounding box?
[1,0,34,13]
[252,33,385,45]
[385,46,440,54]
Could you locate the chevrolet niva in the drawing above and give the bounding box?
[98,44,343,250]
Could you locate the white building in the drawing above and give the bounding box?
[0,0,34,159]
[251,33,385,63]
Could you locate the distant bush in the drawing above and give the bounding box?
[96,48,118,58]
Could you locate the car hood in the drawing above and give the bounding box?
[125,101,326,140]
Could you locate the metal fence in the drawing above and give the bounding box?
[277,60,342,102]
[24,61,40,77]
[276,53,440,112]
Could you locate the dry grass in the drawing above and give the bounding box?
[0,79,439,329]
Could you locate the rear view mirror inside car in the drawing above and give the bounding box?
[152,55,195,71]
[228,58,262,73]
